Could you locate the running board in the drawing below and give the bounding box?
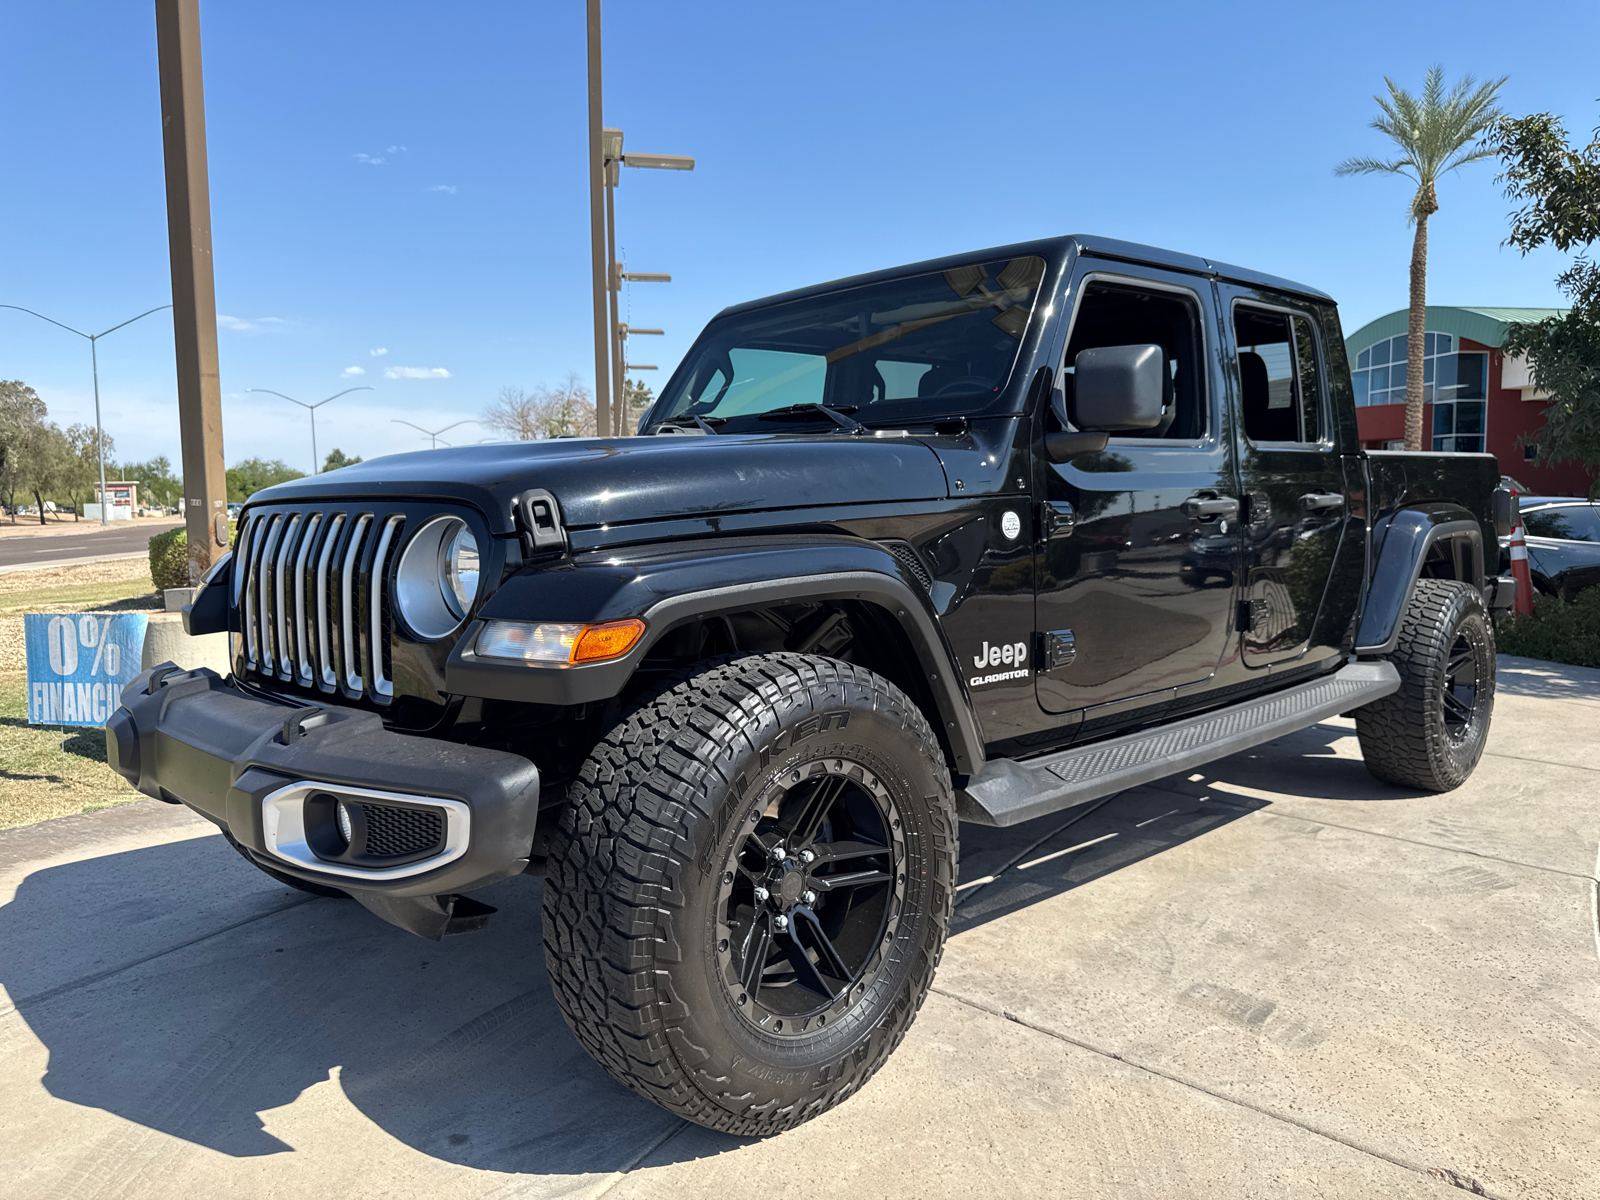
[956,661,1400,827]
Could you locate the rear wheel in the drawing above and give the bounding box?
[541,653,957,1135]
[1355,578,1495,791]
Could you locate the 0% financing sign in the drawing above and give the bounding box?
[24,611,149,727]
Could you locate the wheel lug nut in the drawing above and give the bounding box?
[770,844,787,862]
[802,890,816,905]
[774,914,789,930]
[799,849,815,864]
[753,886,770,903]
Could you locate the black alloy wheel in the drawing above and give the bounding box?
[1441,631,1480,738]
[717,760,905,1037]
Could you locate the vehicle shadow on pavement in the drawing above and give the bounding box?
[0,837,714,1178]
[951,719,1431,935]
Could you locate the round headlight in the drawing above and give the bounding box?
[444,526,479,619]
[395,516,482,640]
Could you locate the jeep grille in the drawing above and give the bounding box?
[232,508,405,701]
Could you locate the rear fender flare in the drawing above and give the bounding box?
[1356,504,1484,655]
[445,536,985,775]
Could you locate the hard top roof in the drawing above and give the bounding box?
[714,234,1333,321]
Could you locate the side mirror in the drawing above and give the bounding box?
[1491,485,1519,538]
[1072,344,1166,431]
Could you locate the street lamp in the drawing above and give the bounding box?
[246,386,373,474]
[0,302,172,525]
[392,418,476,449]
[599,127,694,436]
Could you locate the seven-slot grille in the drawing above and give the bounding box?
[232,508,405,701]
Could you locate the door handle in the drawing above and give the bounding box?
[1299,492,1345,513]
[1181,495,1239,520]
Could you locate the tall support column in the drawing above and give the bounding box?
[586,0,611,440]
[155,0,228,584]
[605,155,622,435]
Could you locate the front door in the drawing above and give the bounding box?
[1035,266,1238,737]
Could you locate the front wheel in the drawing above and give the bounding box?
[1355,578,1495,791]
[541,653,957,1136]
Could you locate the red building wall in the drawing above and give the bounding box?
[1354,336,1595,497]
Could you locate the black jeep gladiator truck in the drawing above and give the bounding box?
[108,234,1518,1135]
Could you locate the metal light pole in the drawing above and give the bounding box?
[599,132,694,436]
[616,324,662,432]
[586,0,611,441]
[392,418,476,449]
[246,387,372,473]
[0,303,172,525]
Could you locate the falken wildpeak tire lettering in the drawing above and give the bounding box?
[540,652,957,1135]
[1355,578,1496,792]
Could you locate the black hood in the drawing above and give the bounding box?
[249,433,949,534]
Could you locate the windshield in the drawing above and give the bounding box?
[651,256,1047,430]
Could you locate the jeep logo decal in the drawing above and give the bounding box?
[969,640,1030,688]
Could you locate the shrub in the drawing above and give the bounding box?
[1495,586,1600,669]
[148,523,236,591]
[149,527,189,590]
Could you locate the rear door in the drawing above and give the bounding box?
[1034,264,1239,738]
[1222,288,1351,667]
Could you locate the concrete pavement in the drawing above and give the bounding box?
[1,655,1596,1199]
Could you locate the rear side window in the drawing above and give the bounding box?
[1062,280,1206,439]
[1234,306,1324,444]
[1523,506,1600,542]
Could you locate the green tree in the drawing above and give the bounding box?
[119,453,181,509]
[1488,108,1600,492]
[622,378,655,434]
[226,457,305,502]
[16,421,73,524]
[322,447,363,472]
[62,424,116,518]
[0,380,47,520]
[1337,67,1506,451]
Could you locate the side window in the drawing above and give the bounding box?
[1062,281,1206,439]
[1234,306,1324,443]
[1523,507,1599,542]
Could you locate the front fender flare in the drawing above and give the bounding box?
[444,536,985,775]
[1356,503,1484,655]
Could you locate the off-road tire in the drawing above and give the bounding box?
[541,653,957,1136]
[1356,578,1495,791]
[221,829,350,899]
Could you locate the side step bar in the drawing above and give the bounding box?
[956,661,1400,827]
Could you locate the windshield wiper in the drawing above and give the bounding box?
[653,414,726,435]
[756,402,865,434]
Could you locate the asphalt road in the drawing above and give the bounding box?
[2,654,1597,1199]
[0,520,182,568]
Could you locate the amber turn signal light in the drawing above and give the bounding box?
[571,619,647,663]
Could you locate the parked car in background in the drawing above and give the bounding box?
[1517,498,1600,601]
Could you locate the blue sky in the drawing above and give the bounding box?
[2,0,1596,474]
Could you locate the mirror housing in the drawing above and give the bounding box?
[1491,485,1519,538]
[1072,344,1165,431]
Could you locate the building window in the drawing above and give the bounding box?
[1352,331,1489,452]
[1524,443,1539,462]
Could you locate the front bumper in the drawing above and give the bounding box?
[107,665,541,929]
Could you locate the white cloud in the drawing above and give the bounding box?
[386,145,408,154]
[385,366,451,380]
[426,184,458,194]
[341,365,365,377]
[217,314,286,333]
[370,348,388,357]
[354,152,387,166]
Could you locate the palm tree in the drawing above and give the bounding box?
[1337,67,1506,451]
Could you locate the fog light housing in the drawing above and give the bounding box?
[476,618,645,665]
[336,800,354,846]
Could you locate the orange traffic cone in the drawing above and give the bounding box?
[1508,519,1535,616]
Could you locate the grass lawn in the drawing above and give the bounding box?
[0,562,158,830]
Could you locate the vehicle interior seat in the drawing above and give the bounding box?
[1240,351,1297,441]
